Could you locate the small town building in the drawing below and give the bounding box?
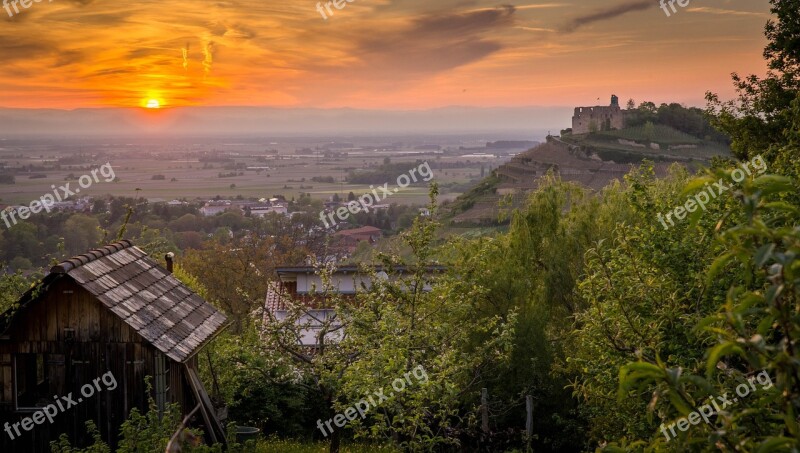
[263,265,443,348]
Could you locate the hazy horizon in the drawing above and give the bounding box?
[0,105,579,137]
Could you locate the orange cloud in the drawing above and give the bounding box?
[0,0,772,109]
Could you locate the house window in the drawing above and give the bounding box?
[14,353,64,410]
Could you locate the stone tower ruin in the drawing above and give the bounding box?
[571,95,624,134]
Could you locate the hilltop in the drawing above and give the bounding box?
[443,99,733,226]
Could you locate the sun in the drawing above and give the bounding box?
[145,99,161,109]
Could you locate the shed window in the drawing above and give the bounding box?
[14,353,65,410]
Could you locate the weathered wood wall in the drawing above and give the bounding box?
[0,277,195,452]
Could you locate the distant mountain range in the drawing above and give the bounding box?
[0,106,573,137]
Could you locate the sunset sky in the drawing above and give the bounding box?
[0,0,773,110]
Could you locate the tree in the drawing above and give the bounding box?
[182,233,308,332]
[611,172,800,451]
[63,214,102,256]
[449,173,627,450]
[9,256,32,270]
[175,231,205,250]
[215,211,248,231]
[706,0,799,161]
[91,199,107,214]
[168,214,201,232]
[133,227,178,257]
[332,187,516,451]
[643,120,655,142]
[0,267,35,326]
[3,222,44,264]
[626,98,636,110]
[258,186,515,452]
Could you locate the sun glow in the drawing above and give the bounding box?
[145,99,161,109]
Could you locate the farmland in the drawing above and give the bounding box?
[0,135,529,207]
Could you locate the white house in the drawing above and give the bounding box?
[263,266,442,347]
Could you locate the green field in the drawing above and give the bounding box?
[0,152,498,207]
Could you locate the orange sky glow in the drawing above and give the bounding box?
[0,0,773,110]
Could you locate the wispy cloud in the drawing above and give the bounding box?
[687,7,770,18]
[560,0,653,33]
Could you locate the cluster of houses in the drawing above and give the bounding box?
[0,197,93,217]
[199,198,289,217]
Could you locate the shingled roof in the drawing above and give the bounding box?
[27,240,227,363]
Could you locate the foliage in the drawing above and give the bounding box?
[49,380,258,452]
[333,185,517,451]
[50,420,111,453]
[182,233,309,331]
[257,437,399,452]
[129,226,179,258]
[606,173,800,451]
[623,102,728,143]
[0,267,36,319]
[705,0,799,163]
[199,327,323,438]
[566,160,766,446]
[446,172,636,451]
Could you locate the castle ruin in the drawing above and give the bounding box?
[572,94,624,134]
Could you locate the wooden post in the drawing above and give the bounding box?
[481,388,489,441]
[526,394,533,450]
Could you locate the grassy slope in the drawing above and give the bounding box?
[563,125,731,163]
[441,172,501,220]
[436,124,731,230]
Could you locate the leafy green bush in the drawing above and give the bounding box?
[50,421,111,453]
[609,172,800,451]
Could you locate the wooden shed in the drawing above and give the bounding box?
[0,240,228,451]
